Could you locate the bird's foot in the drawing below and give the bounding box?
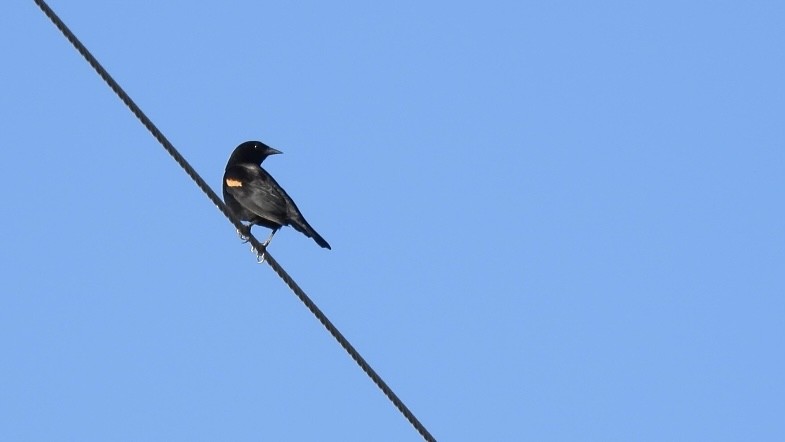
[252,244,268,264]
[255,233,275,263]
[236,227,251,243]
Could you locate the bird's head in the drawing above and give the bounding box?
[227,140,283,166]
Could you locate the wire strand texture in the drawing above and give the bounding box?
[32,1,436,441]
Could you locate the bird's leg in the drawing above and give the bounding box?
[255,229,278,264]
[262,229,277,247]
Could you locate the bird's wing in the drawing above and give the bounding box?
[224,164,288,223]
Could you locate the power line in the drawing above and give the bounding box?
[32,1,436,441]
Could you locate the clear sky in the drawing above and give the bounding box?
[2,1,783,440]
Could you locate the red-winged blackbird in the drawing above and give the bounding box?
[223,141,331,250]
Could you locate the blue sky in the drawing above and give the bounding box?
[2,1,784,440]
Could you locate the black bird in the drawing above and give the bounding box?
[223,140,331,250]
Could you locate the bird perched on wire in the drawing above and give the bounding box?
[222,140,331,251]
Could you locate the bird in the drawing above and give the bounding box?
[222,140,331,251]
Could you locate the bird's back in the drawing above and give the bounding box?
[223,161,331,249]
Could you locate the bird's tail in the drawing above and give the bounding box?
[290,217,331,250]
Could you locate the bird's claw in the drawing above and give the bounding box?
[236,228,250,243]
[253,245,268,264]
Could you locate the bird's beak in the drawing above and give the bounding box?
[267,148,283,155]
